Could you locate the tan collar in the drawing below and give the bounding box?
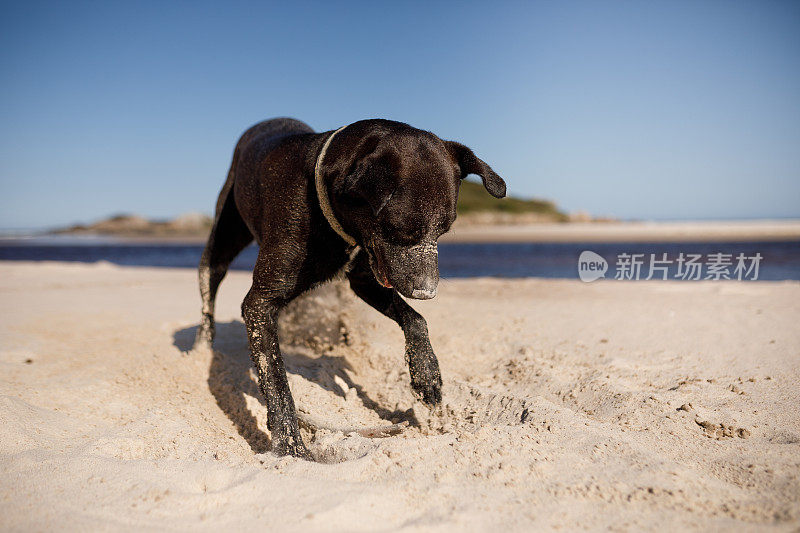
[314,126,357,247]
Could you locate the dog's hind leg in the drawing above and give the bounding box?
[241,246,315,458]
[346,252,442,406]
[194,181,253,350]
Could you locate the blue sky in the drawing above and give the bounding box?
[1,1,798,229]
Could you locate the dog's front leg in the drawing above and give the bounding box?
[347,258,442,406]
[396,299,443,406]
[241,288,310,459]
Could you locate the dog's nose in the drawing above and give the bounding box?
[411,287,437,300]
[410,273,438,299]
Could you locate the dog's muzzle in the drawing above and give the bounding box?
[369,239,439,300]
[406,241,438,299]
[411,287,437,300]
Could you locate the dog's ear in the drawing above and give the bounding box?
[341,156,397,216]
[446,141,506,198]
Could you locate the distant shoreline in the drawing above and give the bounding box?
[5,219,796,244]
[442,219,800,243]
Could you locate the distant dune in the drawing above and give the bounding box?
[46,187,800,244]
[52,212,213,238]
[49,182,570,239]
[457,180,569,222]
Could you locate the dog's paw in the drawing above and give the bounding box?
[407,346,442,407]
[271,435,313,460]
[411,376,442,407]
[192,325,215,352]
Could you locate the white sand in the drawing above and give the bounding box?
[1,261,798,531]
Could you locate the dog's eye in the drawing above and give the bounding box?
[383,222,424,245]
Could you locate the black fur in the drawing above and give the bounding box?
[195,118,506,458]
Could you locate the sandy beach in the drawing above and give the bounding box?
[1,261,799,531]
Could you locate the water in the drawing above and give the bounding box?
[1,236,798,280]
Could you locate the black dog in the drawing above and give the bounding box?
[194,118,506,458]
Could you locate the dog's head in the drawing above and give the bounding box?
[323,120,506,300]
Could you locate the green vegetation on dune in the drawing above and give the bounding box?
[51,182,569,237]
[457,179,568,221]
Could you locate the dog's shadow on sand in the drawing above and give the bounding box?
[173,321,414,453]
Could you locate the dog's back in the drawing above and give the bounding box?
[204,118,312,224]
[236,118,315,155]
